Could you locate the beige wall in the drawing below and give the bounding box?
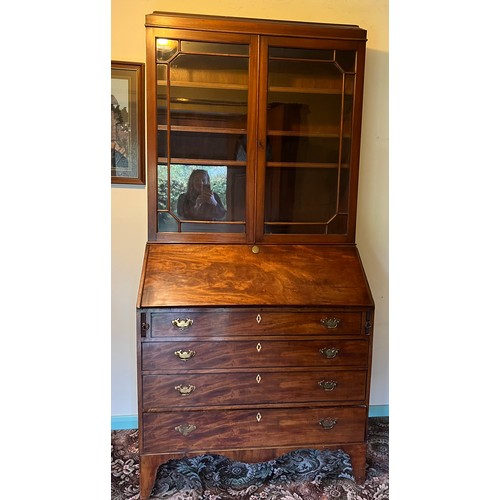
[111,0,389,417]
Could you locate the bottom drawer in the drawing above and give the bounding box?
[142,406,366,454]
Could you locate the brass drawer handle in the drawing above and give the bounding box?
[174,423,197,436]
[175,384,196,395]
[319,347,340,359]
[319,417,337,430]
[174,349,196,361]
[320,317,341,329]
[318,380,338,391]
[172,318,194,330]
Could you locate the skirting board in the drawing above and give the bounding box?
[111,405,389,430]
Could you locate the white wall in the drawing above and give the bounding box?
[111,0,389,417]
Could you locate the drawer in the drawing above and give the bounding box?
[142,406,366,453]
[148,309,364,337]
[142,370,367,408]
[142,339,369,370]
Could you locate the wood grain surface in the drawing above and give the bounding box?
[138,244,374,308]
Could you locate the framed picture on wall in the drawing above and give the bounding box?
[111,61,145,184]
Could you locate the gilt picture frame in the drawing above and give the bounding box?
[111,61,145,184]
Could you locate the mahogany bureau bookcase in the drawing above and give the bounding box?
[136,12,374,499]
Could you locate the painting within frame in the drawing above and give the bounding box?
[111,61,145,184]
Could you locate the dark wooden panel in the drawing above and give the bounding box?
[142,339,369,370]
[143,369,367,408]
[149,308,363,337]
[142,406,366,453]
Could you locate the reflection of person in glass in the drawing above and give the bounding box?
[177,169,226,221]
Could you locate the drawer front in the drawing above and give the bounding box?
[142,406,366,453]
[142,339,369,370]
[142,370,367,408]
[149,309,363,337]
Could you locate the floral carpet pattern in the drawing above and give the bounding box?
[112,417,388,500]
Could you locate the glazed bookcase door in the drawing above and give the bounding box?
[255,37,365,244]
[147,28,258,242]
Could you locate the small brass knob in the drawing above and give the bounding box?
[251,245,260,254]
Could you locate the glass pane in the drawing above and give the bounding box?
[158,211,179,232]
[157,64,168,126]
[172,165,228,221]
[268,93,343,135]
[156,40,249,235]
[225,165,246,221]
[267,136,340,164]
[335,50,356,72]
[344,73,355,95]
[169,87,248,130]
[157,39,179,62]
[171,53,249,87]
[264,223,329,235]
[328,214,348,234]
[342,76,355,134]
[264,43,355,237]
[269,47,333,60]
[158,212,245,234]
[158,164,245,223]
[182,222,246,233]
[264,167,341,223]
[182,41,248,55]
[338,168,350,213]
[169,131,242,162]
[269,59,343,92]
[157,164,169,210]
[157,130,167,158]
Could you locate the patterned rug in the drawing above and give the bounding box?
[112,417,388,499]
